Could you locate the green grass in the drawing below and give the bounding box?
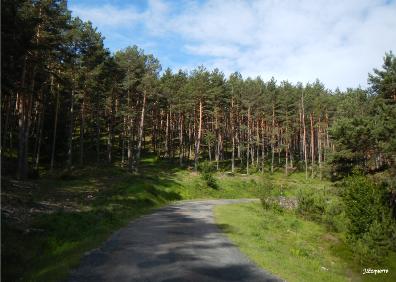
[2,158,268,282]
[4,161,394,282]
[215,203,358,282]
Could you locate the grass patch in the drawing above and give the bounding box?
[215,203,357,282]
[2,159,269,282]
[215,202,396,282]
[5,164,393,282]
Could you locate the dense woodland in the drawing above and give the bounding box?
[1,0,395,182]
[2,1,396,281]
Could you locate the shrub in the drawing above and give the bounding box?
[198,161,218,189]
[260,197,284,214]
[342,175,396,264]
[259,184,285,214]
[343,175,384,238]
[353,220,393,265]
[322,198,347,232]
[296,189,326,221]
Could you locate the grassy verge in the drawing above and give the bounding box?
[214,171,396,282]
[2,158,266,281]
[215,202,357,282]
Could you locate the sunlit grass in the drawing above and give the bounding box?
[3,159,271,281]
[215,203,356,282]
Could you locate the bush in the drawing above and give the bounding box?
[343,175,384,238]
[259,184,285,214]
[296,189,326,221]
[199,161,218,189]
[322,198,347,232]
[343,175,396,264]
[260,197,284,214]
[353,219,395,265]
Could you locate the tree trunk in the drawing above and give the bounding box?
[34,90,44,170]
[136,91,146,165]
[95,115,100,164]
[231,97,235,172]
[67,84,74,169]
[194,99,203,171]
[310,112,315,178]
[271,104,275,174]
[165,110,169,158]
[261,119,265,173]
[50,76,59,172]
[285,143,289,176]
[121,116,126,166]
[127,89,134,170]
[107,88,115,164]
[318,116,322,180]
[215,110,220,170]
[2,94,12,149]
[301,93,308,179]
[256,120,260,166]
[179,113,183,166]
[324,112,330,162]
[247,107,251,174]
[80,95,85,166]
[188,119,192,161]
[17,56,28,179]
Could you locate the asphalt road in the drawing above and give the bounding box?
[68,199,281,282]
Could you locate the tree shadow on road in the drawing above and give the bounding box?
[69,201,281,282]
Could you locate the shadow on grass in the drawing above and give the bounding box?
[1,159,185,282]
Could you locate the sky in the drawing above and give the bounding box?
[68,0,396,90]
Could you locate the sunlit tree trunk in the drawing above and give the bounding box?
[310,112,315,178]
[261,118,265,173]
[136,91,146,165]
[301,93,308,179]
[179,113,183,166]
[271,104,275,174]
[247,106,251,174]
[318,116,322,180]
[194,99,203,171]
[231,97,235,172]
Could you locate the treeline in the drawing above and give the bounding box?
[2,0,395,181]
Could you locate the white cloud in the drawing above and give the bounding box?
[185,44,240,58]
[70,4,142,27]
[70,0,396,90]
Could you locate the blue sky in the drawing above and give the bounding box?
[68,0,396,90]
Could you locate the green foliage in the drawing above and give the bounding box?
[297,189,326,221]
[342,175,396,264]
[368,51,396,102]
[328,117,373,178]
[322,198,347,232]
[198,161,218,189]
[353,220,394,265]
[343,176,384,237]
[259,184,285,213]
[327,52,396,181]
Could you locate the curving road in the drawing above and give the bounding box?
[68,199,281,282]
